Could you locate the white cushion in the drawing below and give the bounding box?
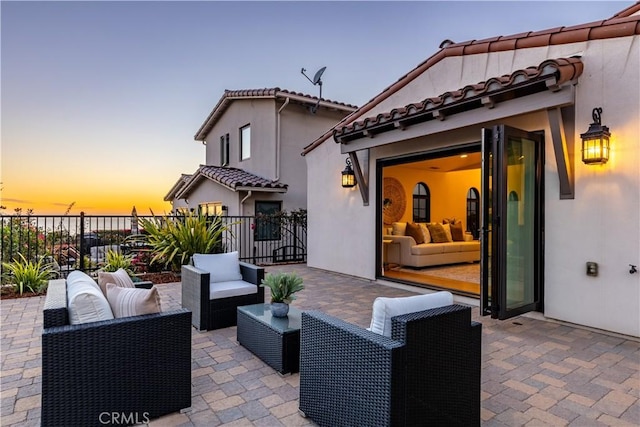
[391,222,406,236]
[67,271,114,325]
[67,270,101,292]
[209,280,258,299]
[97,268,135,296]
[418,223,431,244]
[106,284,161,318]
[368,291,453,337]
[193,252,242,283]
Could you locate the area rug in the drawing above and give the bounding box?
[394,263,480,284]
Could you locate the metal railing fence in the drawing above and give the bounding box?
[1,212,306,279]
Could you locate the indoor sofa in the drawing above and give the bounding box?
[384,221,480,268]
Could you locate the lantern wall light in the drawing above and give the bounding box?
[341,158,356,188]
[580,107,610,165]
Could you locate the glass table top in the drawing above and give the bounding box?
[238,303,302,333]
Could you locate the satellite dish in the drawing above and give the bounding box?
[312,67,326,85]
[300,66,327,114]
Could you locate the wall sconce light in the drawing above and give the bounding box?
[580,107,610,165]
[341,158,356,188]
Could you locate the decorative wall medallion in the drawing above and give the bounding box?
[383,177,406,224]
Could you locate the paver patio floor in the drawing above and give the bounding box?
[1,264,638,426]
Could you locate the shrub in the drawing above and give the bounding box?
[1,253,56,295]
[102,249,134,274]
[138,211,234,272]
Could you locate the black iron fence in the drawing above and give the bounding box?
[0,212,307,279]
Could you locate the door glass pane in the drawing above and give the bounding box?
[505,137,536,311]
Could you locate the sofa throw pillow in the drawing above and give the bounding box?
[450,221,465,241]
[391,222,406,236]
[405,222,425,244]
[106,284,161,318]
[427,223,449,243]
[67,271,114,325]
[98,268,135,296]
[441,223,454,242]
[418,223,431,244]
[193,251,243,283]
[368,291,454,337]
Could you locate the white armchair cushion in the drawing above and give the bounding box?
[209,280,258,299]
[193,252,242,283]
[66,271,114,325]
[368,291,454,337]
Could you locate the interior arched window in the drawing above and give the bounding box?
[466,188,480,239]
[413,183,430,222]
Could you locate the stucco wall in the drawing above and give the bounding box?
[306,35,639,336]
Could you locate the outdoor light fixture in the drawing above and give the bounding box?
[341,158,356,188]
[580,107,610,165]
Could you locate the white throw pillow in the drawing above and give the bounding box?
[391,222,406,236]
[368,291,454,337]
[97,268,135,296]
[106,284,162,318]
[418,223,431,244]
[67,271,114,325]
[193,252,243,283]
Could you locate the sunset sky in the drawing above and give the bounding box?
[1,1,629,215]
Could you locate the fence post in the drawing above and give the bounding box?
[79,211,86,272]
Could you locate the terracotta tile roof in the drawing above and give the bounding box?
[175,165,288,199]
[194,87,358,141]
[334,58,583,141]
[302,2,640,155]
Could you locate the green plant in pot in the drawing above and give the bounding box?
[260,272,304,317]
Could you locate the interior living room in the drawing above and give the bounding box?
[381,145,482,296]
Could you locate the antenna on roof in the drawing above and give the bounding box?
[301,66,326,113]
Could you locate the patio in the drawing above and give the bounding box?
[1,263,638,426]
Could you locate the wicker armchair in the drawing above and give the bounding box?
[299,304,481,427]
[41,279,192,427]
[181,260,264,330]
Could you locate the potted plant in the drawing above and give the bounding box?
[260,272,304,317]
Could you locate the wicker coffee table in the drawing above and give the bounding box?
[237,303,301,375]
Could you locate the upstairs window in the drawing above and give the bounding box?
[220,133,229,166]
[240,125,251,161]
[412,182,430,222]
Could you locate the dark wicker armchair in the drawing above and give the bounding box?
[299,304,481,427]
[181,261,264,330]
[41,279,192,427]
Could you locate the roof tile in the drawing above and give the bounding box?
[198,166,288,190]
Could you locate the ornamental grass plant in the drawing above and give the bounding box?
[1,253,57,295]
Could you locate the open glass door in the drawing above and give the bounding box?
[481,125,544,319]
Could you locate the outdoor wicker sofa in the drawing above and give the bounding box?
[41,278,192,427]
[181,255,265,330]
[299,304,481,426]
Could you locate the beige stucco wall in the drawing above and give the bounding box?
[185,98,351,216]
[306,35,640,337]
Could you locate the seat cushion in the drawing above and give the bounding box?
[209,280,258,299]
[67,271,114,325]
[193,252,243,283]
[106,284,162,318]
[411,243,446,255]
[97,268,135,296]
[368,291,453,337]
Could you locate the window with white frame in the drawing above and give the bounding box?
[199,202,224,216]
[240,125,251,160]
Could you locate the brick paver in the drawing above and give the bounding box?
[1,263,638,426]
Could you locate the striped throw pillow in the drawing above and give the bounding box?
[98,268,135,296]
[106,284,161,318]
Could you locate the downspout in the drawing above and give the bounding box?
[240,190,252,216]
[275,97,290,181]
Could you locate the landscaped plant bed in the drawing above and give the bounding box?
[137,272,181,284]
[0,285,42,300]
